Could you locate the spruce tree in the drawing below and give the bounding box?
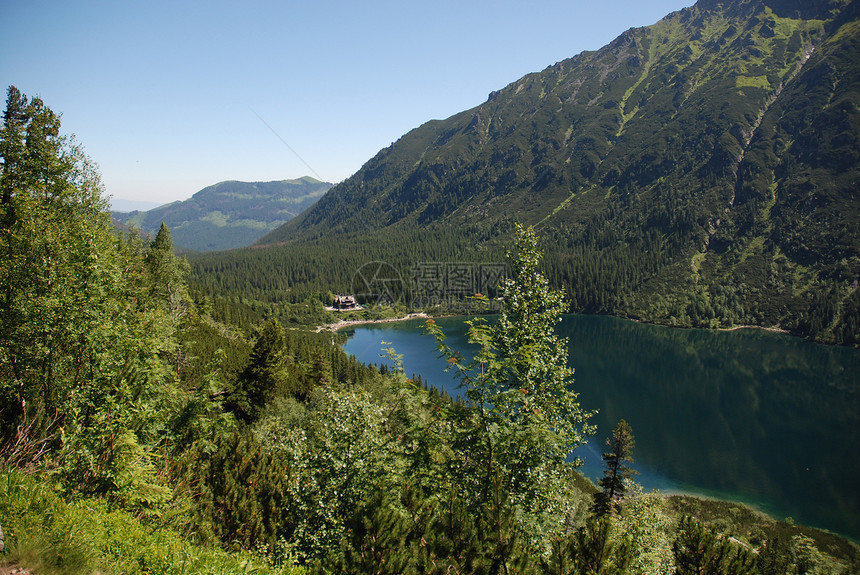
[327,488,415,575]
[144,221,190,327]
[227,318,287,424]
[592,419,637,516]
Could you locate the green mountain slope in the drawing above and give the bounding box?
[201,0,859,343]
[114,177,331,251]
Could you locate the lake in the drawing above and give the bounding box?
[342,314,860,540]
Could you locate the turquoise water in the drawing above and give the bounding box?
[342,314,860,540]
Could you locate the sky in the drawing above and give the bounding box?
[1,0,694,204]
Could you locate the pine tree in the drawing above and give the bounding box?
[672,516,758,575]
[542,515,632,575]
[592,419,637,516]
[418,485,491,573]
[574,515,632,575]
[144,221,190,327]
[205,431,292,550]
[227,318,287,424]
[327,488,415,575]
[756,536,792,575]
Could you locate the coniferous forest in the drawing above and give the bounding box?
[189,0,860,347]
[2,86,859,574]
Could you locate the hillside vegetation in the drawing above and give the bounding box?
[113,178,331,251]
[2,95,856,570]
[193,0,860,345]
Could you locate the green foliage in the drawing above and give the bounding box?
[491,225,597,454]
[673,515,758,575]
[321,487,416,575]
[145,222,191,329]
[170,350,238,457]
[169,320,386,559]
[188,221,506,332]
[757,535,795,575]
[608,490,675,575]
[542,515,633,575]
[668,495,860,569]
[267,386,399,560]
[789,533,846,575]
[0,469,303,574]
[574,515,633,575]
[175,312,251,391]
[205,431,294,552]
[424,224,595,551]
[4,82,858,573]
[412,484,500,573]
[0,86,186,513]
[317,476,544,575]
[177,225,604,567]
[227,319,290,424]
[593,419,638,517]
[113,178,332,252]
[1,85,117,429]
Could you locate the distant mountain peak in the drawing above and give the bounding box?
[113,178,332,251]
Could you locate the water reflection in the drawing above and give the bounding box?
[342,315,860,539]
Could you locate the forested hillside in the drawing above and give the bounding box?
[113,178,331,251]
[1,86,858,573]
[192,0,860,345]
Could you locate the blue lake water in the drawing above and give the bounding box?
[342,314,860,540]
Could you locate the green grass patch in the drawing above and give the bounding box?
[691,251,707,275]
[201,211,229,226]
[0,470,304,575]
[735,75,771,90]
[230,219,277,230]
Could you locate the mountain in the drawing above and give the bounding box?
[197,0,859,344]
[114,177,332,251]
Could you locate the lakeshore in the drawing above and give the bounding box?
[315,312,430,333]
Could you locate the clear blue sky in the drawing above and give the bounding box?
[2,0,693,203]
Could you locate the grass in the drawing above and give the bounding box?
[690,251,706,276]
[736,75,771,90]
[0,470,305,575]
[201,211,229,226]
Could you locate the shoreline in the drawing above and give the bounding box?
[314,312,430,333]
[318,313,793,336]
[716,324,790,334]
